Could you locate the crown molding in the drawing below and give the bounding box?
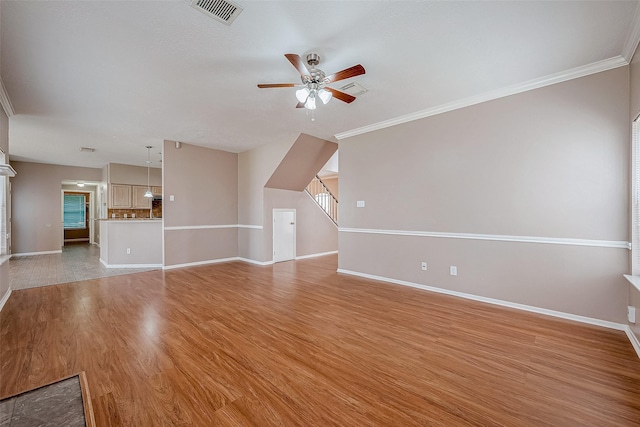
[0,77,14,117]
[622,1,640,62]
[335,56,628,140]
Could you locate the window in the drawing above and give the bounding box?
[63,194,86,229]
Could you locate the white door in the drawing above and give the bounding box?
[273,209,296,262]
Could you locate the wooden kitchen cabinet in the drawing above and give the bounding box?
[109,184,132,208]
[132,186,152,209]
[152,186,162,197]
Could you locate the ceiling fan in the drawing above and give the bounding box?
[257,53,365,110]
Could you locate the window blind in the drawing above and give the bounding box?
[63,194,86,229]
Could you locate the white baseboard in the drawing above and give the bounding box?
[625,326,640,359]
[237,257,274,266]
[296,250,338,260]
[100,258,161,269]
[337,269,627,332]
[163,257,240,270]
[12,250,62,257]
[0,287,11,312]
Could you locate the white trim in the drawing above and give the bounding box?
[237,257,274,266]
[0,287,11,312]
[622,2,640,62]
[338,227,629,250]
[99,258,161,269]
[0,254,10,266]
[337,268,627,331]
[624,274,640,293]
[238,224,263,229]
[164,224,238,231]
[296,250,338,260]
[163,256,240,270]
[12,250,62,257]
[625,326,640,359]
[335,56,628,140]
[0,77,14,117]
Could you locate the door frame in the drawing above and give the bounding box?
[61,189,95,246]
[273,208,296,263]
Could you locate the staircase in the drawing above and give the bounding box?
[305,175,338,225]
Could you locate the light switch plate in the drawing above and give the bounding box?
[357,201,365,208]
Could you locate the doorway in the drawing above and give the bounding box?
[63,191,91,245]
[273,209,296,262]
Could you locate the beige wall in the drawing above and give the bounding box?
[265,134,337,191]
[163,141,238,266]
[263,188,337,259]
[339,67,630,324]
[237,138,294,261]
[238,135,338,262]
[320,177,338,200]
[108,162,161,186]
[11,161,102,254]
[629,49,640,340]
[100,220,162,266]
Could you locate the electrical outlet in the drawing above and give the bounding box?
[126,248,131,255]
[421,262,427,271]
[450,266,457,276]
[629,306,636,324]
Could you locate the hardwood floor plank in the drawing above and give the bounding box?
[1,255,640,425]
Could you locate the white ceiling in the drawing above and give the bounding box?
[1,0,639,169]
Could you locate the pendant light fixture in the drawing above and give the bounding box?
[144,146,153,198]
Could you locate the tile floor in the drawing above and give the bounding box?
[9,243,158,290]
[0,376,85,427]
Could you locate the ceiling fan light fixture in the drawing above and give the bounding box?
[305,93,316,110]
[295,88,310,103]
[318,88,332,105]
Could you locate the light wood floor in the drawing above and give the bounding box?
[1,255,639,426]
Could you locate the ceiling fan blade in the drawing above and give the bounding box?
[285,54,310,77]
[257,83,297,88]
[325,87,356,104]
[325,64,365,84]
[296,102,305,108]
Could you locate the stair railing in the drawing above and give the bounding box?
[305,175,338,225]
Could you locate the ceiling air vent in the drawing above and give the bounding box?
[190,0,243,26]
[339,81,368,97]
[79,147,96,153]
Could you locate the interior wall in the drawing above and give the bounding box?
[238,138,295,262]
[11,161,102,254]
[108,162,161,186]
[263,188,338,259]
[163,140,238,267]
[0,106,9,302]
[339,67,630,324]
[320,177,338,199]
[629,49,640,340]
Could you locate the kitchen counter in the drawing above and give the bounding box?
[99,220,162,268]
